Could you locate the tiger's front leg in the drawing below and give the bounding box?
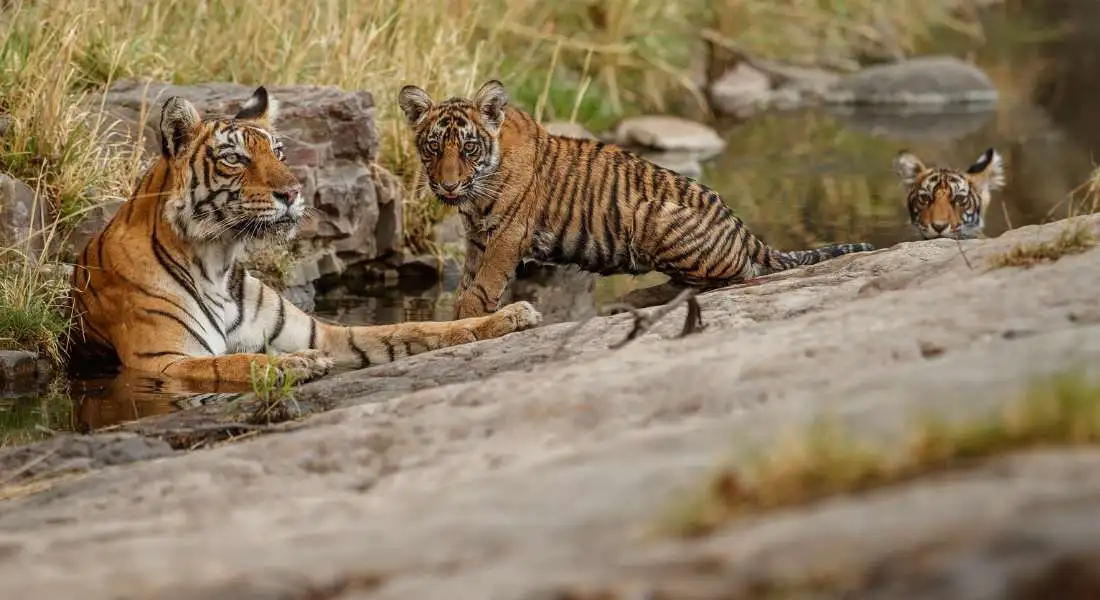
[234,272,542,374]
[454,232,525,319]
[454,232,487,317]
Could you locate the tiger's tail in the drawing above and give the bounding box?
[746,232,875,273]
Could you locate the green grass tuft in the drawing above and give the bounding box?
[659,367,1100,538]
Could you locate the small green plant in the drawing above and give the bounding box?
[247,348,302,425]
[658,368,1100,538]
[988,223,1097,269]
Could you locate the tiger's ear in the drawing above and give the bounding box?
[964,147,1005,194]
[398,85,433,126]
[473,79,508,132]
[892,150,927,188]
[235,86,278,125]
[159,96,201,159]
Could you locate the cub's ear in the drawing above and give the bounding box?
[473,79,508,132]
[398,85,433,126]
[235,86,278,125]
[159,96,201,158]
[964,147,1005,194]
[892,150,927,188]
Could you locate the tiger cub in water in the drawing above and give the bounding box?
[893,147,1005,240]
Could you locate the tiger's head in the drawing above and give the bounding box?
[893,148,1005,240]
[397,79,509,206]
[158,86,305,243]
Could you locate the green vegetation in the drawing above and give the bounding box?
[658,368,1100,538]
[247,352,302,425]
[987,222,1097,270]
[0,379,75,447]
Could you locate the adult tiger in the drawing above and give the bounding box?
[397,79,876,319]
[893,148,1005,240]
[68,86,542,384]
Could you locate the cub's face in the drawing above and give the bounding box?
[893,148,1005,240]
[159,86,305,242]
[397,79,509,206]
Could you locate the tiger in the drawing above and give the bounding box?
[397,79,877,319]
[892,147,1005,240]
[67,85,542,385]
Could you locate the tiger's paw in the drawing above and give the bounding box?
[272,349,334,381]
[496,301,543,331]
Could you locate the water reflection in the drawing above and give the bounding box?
[68,367,250,432]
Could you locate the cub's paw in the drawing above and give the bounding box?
[497,300,543,331]
[273,349,334,381]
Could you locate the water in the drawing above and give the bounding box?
[4,1,1098,438]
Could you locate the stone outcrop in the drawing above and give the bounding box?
[0,173,46,262]
[2,214,1100,598]
[87,80,403,292]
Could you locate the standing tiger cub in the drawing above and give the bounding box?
[398,80,876,319]
[893,147,1005,240]
[69,86,542,384]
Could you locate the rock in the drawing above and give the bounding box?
[543,121,598,140]
[430,210,465,247]
[0,173,47,262]
[91,80,403,285]
[396,253,463,289]
[62,198,124,259]
[0,432,176,484]
[5,215,1100,598]
[707,61,773,119]
[634,149,704,178]
[504,261,598,325]
[0,350,39,386]
[824,55,999,106]
[614,115,726,159]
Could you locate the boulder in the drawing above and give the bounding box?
[824,55,999,105]
[0,173,47,262]
[89,80,403,285]
[614,115,726,159]
[3,215,1100,599]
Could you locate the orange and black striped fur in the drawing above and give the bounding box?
[893,148,1005,240]
[69,86,542,384]
[398,80,876,319]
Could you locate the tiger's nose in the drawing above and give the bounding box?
[930,221,949,233]
[273,185,301,207]
[440,181,460,193]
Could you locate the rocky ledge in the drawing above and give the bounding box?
[3,214,1100,599]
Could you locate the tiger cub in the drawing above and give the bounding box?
[398,80,877,319]
[69,85,542,384]
[893,148,1005,240]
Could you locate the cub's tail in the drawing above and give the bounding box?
[746,232,874,273]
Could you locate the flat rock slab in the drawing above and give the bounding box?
[824,55,999,105]
[3,215,1100,599]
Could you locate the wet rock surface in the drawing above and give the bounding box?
[3,215,1100,599]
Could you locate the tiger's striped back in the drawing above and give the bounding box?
[398,80,875,318]
[893,148,1005,240]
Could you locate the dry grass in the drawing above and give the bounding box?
[659,368,1100,538]
[987,222,1097,269]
